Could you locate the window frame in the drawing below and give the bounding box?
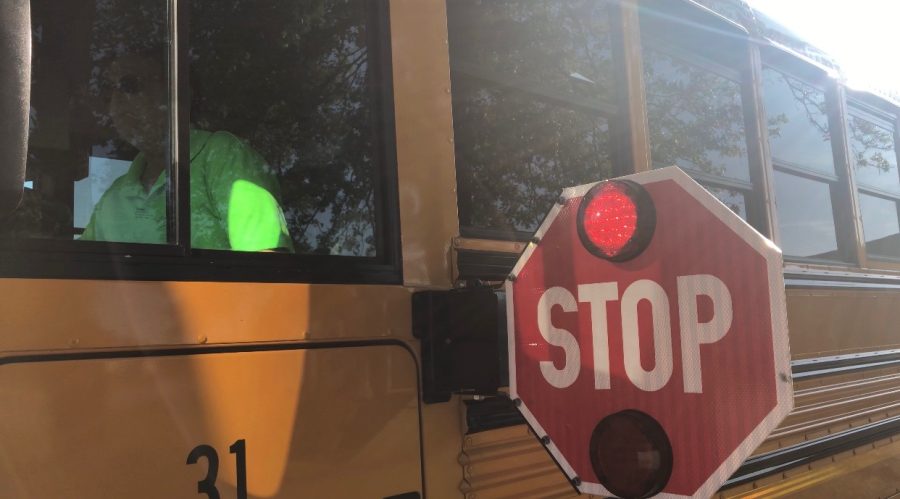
[0,0,402,285]
[758,59,853,264]
[846,98,900,266]
[640,33,761,228]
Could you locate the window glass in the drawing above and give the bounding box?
[638,1,746,70]
[703,184,746,221]
[448,0,616,236]
[858,192,900,259]
[772,170,840,259]
[849,114,900,195]
[693,0,747,23]
[1,0,172,243]
[448,0,614,104]
[762,68,834,175]
[644,49,750,182]
[453,81,612,233]
[190,0,381,255]
[3,0,386,258]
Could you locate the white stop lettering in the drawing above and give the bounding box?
[535,274,732,393]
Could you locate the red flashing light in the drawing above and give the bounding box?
[589,410,673,499]
[582,183,637,255]
[577,180,655,261]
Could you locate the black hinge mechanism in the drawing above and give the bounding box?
[412,287,506,404]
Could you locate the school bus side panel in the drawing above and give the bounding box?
[0,281,430,498]
[0,345,421,498]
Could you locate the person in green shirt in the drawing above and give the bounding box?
[81,52,293,252]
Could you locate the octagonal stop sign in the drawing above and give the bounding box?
[506,167,792,498]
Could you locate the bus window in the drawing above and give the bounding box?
[644,50,749,183]
[642,48,751,220]
[858,192,900,259]
[850,114,899,194]
[849,109,900,260]
[1,0,396,268]
[763,69,834,174]
[639,3,754,223]
[762,67,843,261]
[772,170,840,259]
[1,1,173,244]
[189,0,383,256]
[448,0,617,240]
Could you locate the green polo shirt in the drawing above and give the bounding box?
[81,130,293,251]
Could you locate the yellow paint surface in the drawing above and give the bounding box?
[0,345,421,498]
[0,279,412,352]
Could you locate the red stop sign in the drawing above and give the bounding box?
[506,167,792,498]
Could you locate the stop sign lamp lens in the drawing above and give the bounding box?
[577,180,655,261]
[589,410,673,499]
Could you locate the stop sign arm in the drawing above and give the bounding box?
[506,167,793,498]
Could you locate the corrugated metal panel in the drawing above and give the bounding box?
[720,436,900,498]
[458,425,588,499]
[762,365,900,453]
[719,365,900,494]
[459,366,900,498]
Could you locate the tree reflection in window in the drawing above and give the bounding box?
[644,49,749,182]
[4,0,384,258]
[449,0,616,236]
[850,112,900,261]
[762,66,844,261]
[762,68,833,175]
[849,115,899,194]
[453,80,612,233]
[448,0,614,104]
[190,0,380,256]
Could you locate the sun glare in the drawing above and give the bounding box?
[749,0,900,95]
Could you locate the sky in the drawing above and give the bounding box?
[748,0,900,94]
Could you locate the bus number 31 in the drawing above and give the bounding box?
[186,439,248,499]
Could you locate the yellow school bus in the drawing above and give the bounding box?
[1,0,899,498]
